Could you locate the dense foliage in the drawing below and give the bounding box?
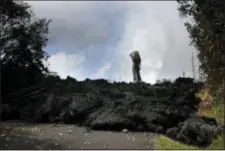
[0,0,51,118]
[176,0,225,101]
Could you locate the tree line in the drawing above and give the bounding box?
[0,0,51,120]
[177,0,224,102]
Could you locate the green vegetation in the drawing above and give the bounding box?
[203,103,224,125]
[155,86,224,149]
[155,100,224,149]
[154,134,224,150]
[207,135,225,150]
[0,0,51,120]
[154,135,197,150]
[154,103,224,150]
[196,89,224,125]
[154,0,224,149]
[177,0,224,92]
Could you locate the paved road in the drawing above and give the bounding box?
[0,121,156,149]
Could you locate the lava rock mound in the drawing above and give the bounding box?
[2,77,223,147]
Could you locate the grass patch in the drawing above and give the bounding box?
[154,134,224,150]
[207,135,225,150]
[154,135,197,150]
[200,103,224,125]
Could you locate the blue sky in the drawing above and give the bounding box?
[28,1,199,84]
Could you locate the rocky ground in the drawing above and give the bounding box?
[0,121,156,150]
[1,77,224,147]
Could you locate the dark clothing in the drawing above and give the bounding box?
[130,51,142,83]
[132,64,142,83]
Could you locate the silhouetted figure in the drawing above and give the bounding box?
[130,50,142,83]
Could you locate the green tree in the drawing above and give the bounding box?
[177,0,225,100]
[0,0,51,119]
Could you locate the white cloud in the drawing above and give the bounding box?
[28,1,198,84]
[28,1,126,50]
[46,51,85,80]
[92,62,112,79]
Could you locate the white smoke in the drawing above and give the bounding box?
[30,1,195,83]
[112,1,178,84]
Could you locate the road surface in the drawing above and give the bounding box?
[0,121,156,149]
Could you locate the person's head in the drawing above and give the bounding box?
[130,50,138,57]
[130,50,141,65]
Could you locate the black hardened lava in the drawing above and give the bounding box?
[2,77,224,147]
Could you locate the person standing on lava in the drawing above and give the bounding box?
[130,50,142,83]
